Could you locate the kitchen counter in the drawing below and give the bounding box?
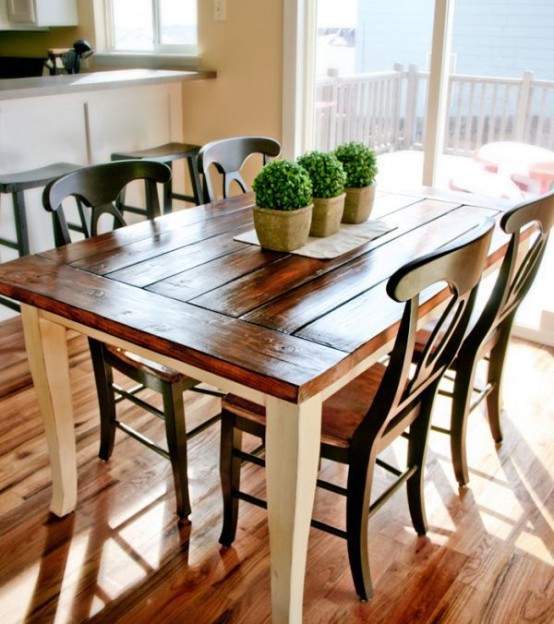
[0,68,216,101]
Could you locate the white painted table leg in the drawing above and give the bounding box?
[265,394,322,624]
[21,305,77,516]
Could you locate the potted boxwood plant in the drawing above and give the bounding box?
[297,150,347,237]
[334,141,378,223]
[252,159,313,252]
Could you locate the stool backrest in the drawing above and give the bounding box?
[42,160,171,247]
[198,136,281,203]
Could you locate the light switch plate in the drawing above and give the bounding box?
[214,0,226,22]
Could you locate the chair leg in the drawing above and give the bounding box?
[163,162,173,214]
[345,456,374,601]
[449,359,479,486]
[406,391,434,535]
[186,153,203,205]
[485,328,511,444]
[219,409,243,547]
[115,186,127,218]
[12,191,30,256]
[88,338,118,460]
[161,380,191,521]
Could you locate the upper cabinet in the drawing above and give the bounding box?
[5,0,78,27]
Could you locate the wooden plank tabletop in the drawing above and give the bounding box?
[0,191,505,402]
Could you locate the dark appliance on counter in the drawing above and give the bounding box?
[0,57,46,78]
[45,39,95,75]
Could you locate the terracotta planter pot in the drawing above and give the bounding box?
[309,193,346,237]
[342,184,376,224]
[253,204,313,252]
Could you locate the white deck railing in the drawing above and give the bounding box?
[315,65,554,155]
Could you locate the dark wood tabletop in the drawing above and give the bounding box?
[0,190,506,402]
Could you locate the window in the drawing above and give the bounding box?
[106,0,197,55]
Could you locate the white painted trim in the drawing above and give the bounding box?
[282,0,317,159]
[512,324,553,347]
[513,308,554,347]
[282,0,302,158]
[423,0,455,186]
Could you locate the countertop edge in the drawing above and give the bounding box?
[0,69,217,101]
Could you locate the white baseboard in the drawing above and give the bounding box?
[512,317,554,347]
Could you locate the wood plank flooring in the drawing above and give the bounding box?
[0,315,552,623]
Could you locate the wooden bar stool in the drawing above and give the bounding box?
[0,162,81,311]
[111,142,203,215]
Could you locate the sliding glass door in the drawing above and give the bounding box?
[284,0,553,343]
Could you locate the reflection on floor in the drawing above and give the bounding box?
[0,317,553,623]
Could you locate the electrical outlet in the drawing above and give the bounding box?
[213,0,226,22]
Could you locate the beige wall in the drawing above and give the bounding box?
[183,1,283,146]
[0,26,84,55]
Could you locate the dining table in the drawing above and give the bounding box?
[0,187,512,623]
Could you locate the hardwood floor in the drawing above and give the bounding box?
[0,315,552,623]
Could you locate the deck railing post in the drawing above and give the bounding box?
[514,70,534,142]
[404,64,419,149]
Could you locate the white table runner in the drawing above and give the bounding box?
[234,219,395,259]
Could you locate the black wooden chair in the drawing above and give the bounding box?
[218,218,495,600]
[197,136,281,202]
[425,190,554,486]
[42,159,223,521]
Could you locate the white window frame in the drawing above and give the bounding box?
[281,0,317,159]
[94,0,198,69]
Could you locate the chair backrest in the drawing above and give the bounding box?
[353,218,495,452]
[42,160,172,247]
[197,136,281,203]
[463,189,554,351]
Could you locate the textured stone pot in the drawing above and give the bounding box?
[253,204,313,252]
[309,193,346,237]
[342,183,377,224]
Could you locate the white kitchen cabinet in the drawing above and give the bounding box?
[6,0,77,27]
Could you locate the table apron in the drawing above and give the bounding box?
[36,307,267,406]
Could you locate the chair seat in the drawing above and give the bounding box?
[0,163,81,192]
[111,142,200,162]
[223,363,387,450]
[106,345,187,384]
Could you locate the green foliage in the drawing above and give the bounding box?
[253,159,313,211]
[297,150,346,198]
[334,142,378,188]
